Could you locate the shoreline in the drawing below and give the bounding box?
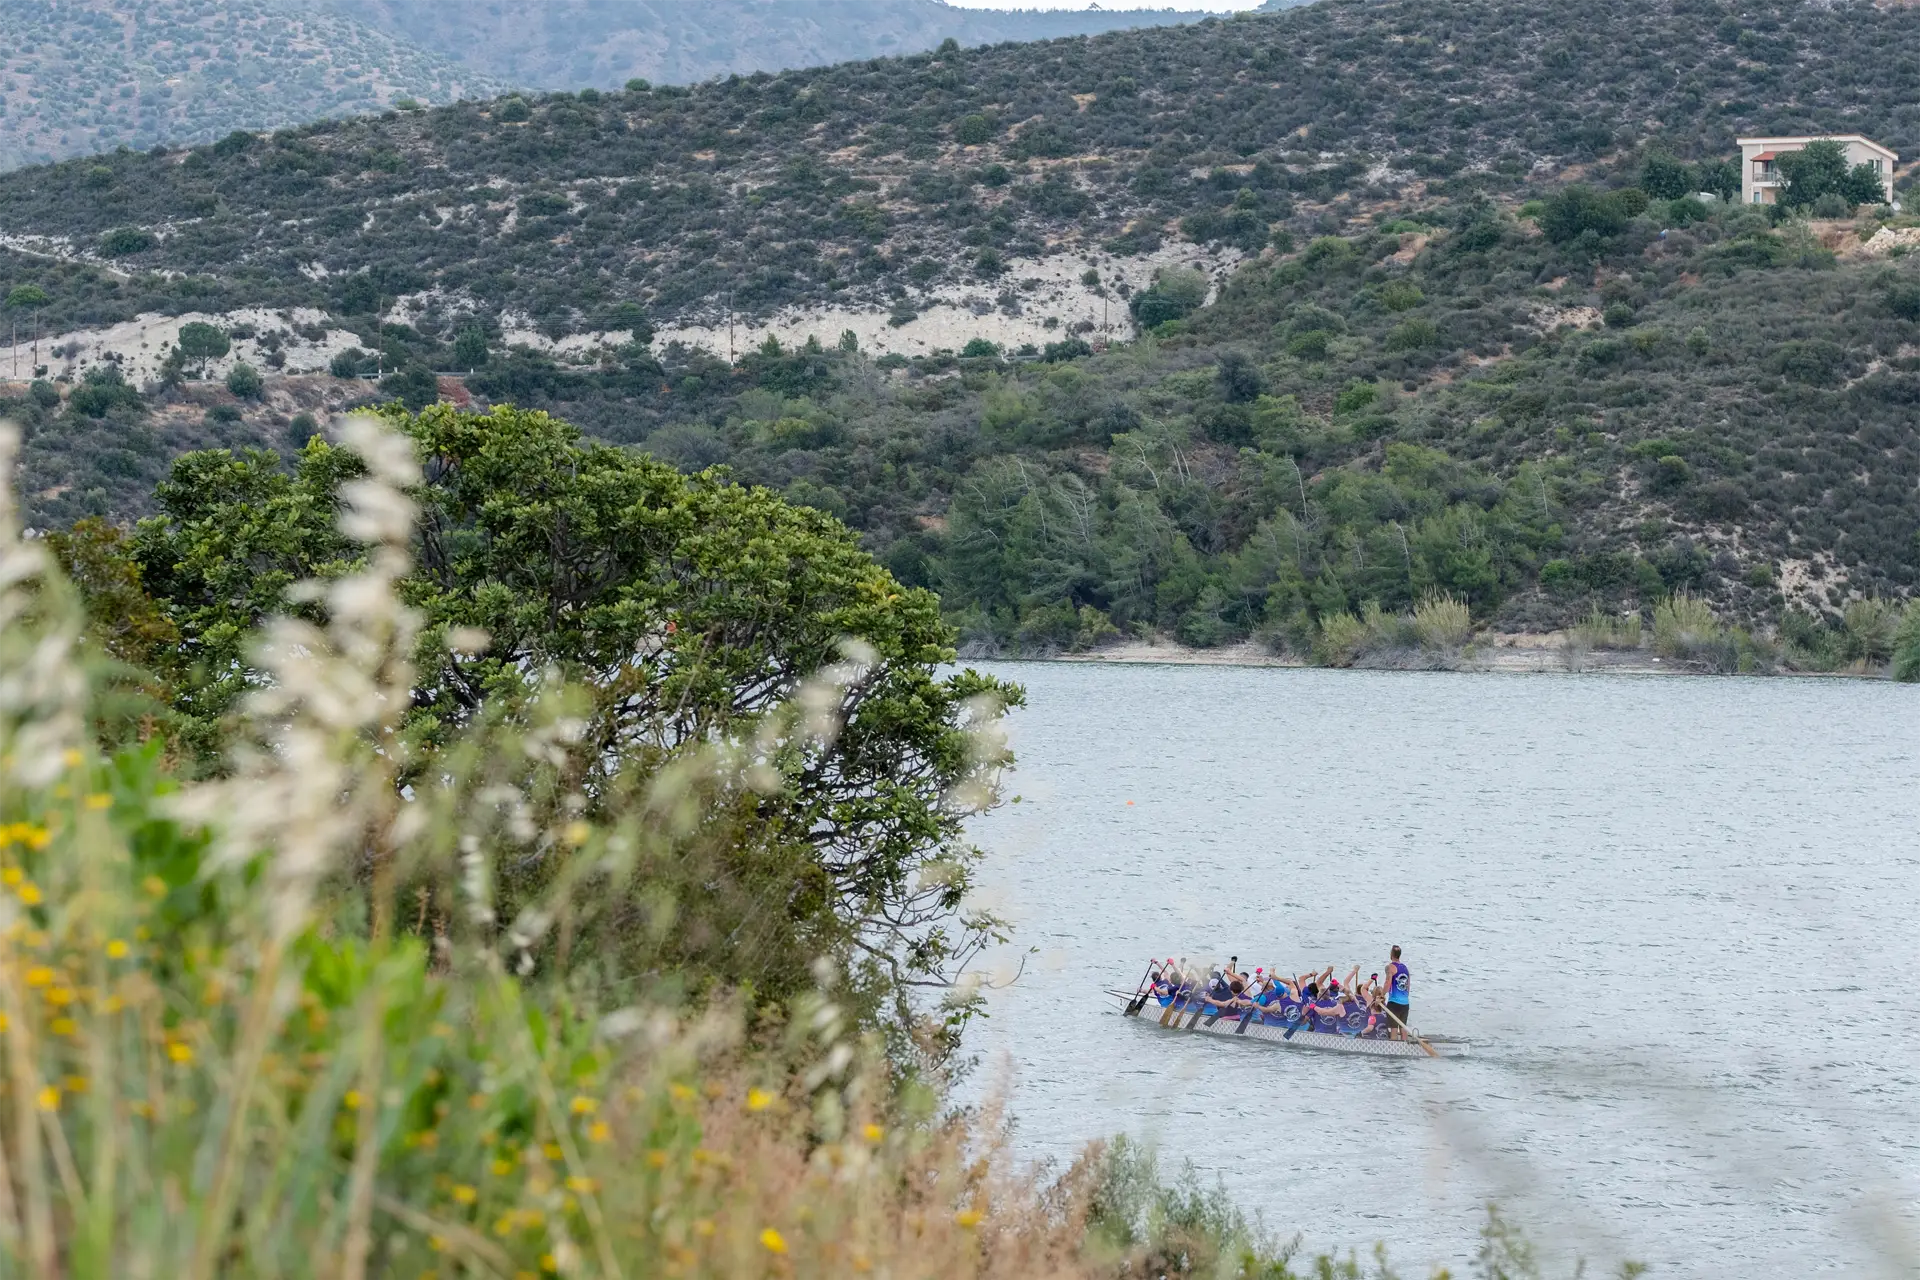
[1019,634,1888,679]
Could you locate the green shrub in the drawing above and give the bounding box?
[1539,185,1629,243]
[1385,317,1439,350]
[99,226,155,256]
[176,321,230,360]
[1334,380,1379,415]
[955,113,994,145]
[1286,329,1331,359]
[226,362,263,398]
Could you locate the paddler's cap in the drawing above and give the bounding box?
[1254,968,1263,974]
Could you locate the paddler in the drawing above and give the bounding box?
[1384,945,1411,1039]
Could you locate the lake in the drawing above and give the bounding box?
[962,662,1920,1278]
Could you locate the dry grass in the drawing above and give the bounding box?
[1412,591,1472,651]
[1570,606,1644,652]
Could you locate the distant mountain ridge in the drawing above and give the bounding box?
[0,0,507,172]
[315,0,1263,90]
[0,0,1244,172]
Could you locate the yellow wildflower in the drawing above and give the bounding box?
[542,1141,563,1161]
[142,876,166,898]
[64,1075,87,1094]
[540,1254,558,1274]
[35,1086,58,1112]
[0,867,18,885]
[759,1228,788,1255]
[167,1042,193,1064]
[62,748,82,768]
[452,1184,477,1205]
[563,820,590,846]
[565,1175,597,1194]
[746,1087,775,1112]
[23,828,48,850]
[84,793,111,811]
[343,1090,362,1110]
[50,1018,76,1037]
[45,986,73,1007]
[105,939,129,959]
[587,1121,610,1143]
[668,1082,695,1102]
[16,883,41,906]
[862,1123,884,1143]
[693,1218,715,1237]
[427,1234,447,1253]
[24,966,51,987]
[569,1094,596,1115]
[0,1012,8,1031]
[491,1157,515,1176]
[646,1150,668,1169]
[955,1209,984,1228]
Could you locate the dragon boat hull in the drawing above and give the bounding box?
[1105,990,1469,1058]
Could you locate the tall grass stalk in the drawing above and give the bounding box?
[1570,606,1644,651]
[1412,591,1472,651]
[1893,601,1920,681]
[1652,592,1721,660]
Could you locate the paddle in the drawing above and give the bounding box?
[1380,1003,1438,1058]
[1157,965,1190,1026]
[1122,961,1158,1017]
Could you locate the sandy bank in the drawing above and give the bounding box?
[1036,632,1875,678]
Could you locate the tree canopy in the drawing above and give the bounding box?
[1774,139,1888,211]
[130,404,1024,1040]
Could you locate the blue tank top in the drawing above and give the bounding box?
[1387,962,1410,1005]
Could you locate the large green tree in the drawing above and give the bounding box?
[1775,139,1888,210]
[132,405,1024,1044]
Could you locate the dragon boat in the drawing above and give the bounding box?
[1105,980,1470,1059]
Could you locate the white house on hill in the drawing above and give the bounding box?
[1737,135,1897,205]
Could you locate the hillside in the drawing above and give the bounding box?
[318,0,1253,91]
[5,0,1920,670]
[0,0,507,172]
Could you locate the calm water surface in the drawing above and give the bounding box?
[961,663,1920,1277]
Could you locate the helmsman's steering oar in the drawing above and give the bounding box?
[1380,1004,1438,1058]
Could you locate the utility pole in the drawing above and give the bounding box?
[727,292,735,364]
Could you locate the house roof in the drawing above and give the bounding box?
[1751,151,1779,162]
[1736,134,1899,162]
